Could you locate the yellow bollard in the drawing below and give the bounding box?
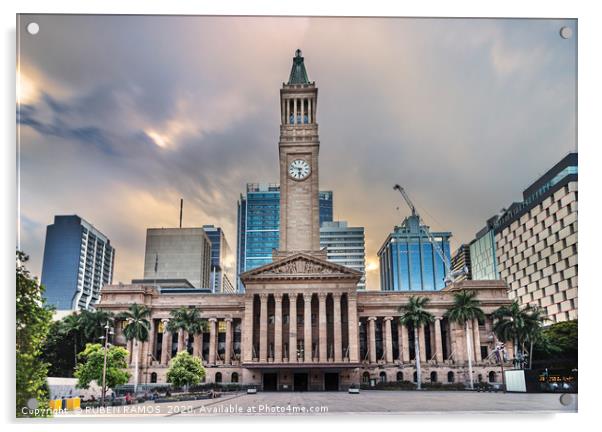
[73,397,80,410]
[66,398,74,410]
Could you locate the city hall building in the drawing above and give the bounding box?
[98,50,513,391]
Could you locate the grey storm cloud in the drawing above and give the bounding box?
[17,15,577,289]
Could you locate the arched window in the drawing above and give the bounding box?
[215,372,222,383]
[379,372,387,383]
[430,371,438,383]
[362,372,370,384]
[396,372,403,382]
[488,371,496,383]
[231,372,239,383]
[413,371,418,383]
[447,371,455,383]
[150,372,157,383]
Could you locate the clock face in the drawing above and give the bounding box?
[288,159,311,181]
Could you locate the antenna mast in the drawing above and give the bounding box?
[179,198,183,228]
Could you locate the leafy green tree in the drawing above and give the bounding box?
[60,313,83,366]
[167,307,208,356]
[399,296,434,390]
[493,301,544,368]
[74,343,130,395]
[16,251,54,417]
[533,320,577,368]
[118,304,150,393]
[41,320,77,377]
[166,351,206,389]
[445,290,485,389]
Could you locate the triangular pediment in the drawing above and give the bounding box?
[240,251,362,282]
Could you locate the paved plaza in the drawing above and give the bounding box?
[60,391,577,417]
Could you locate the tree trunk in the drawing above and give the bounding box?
[529,340,533,370]
[133,339,139,394]
[465,321,474,390]
[414,326,421,390]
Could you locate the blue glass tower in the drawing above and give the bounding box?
[236,184,333,291]
[378,215,451,291]
[41,215,115,310]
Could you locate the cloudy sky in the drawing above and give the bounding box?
[17,15,577,290]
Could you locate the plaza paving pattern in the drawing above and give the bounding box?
[61,391,577,417]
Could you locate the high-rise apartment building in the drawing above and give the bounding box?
[41,215,115,311]
[202,225,235,293]
[378,215,451,291]
[236,184,333,290]
[143,227,212,289]
[451,244,472,281]
[320,221,366,290]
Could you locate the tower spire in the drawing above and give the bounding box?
[287,49,310,85]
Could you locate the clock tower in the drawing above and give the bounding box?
[278,49,321,254]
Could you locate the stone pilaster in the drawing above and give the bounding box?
[434,317,443,362]
[333,293,342,362]
[177,329,185,353]
[193,330,202,359]
[401,323,410,363]
[318,292,327,362]
[242,295,254,362]
[160,319,170,365]
[225,318,233,365]
[289,292,298,362]
[208,318,217,365]
[274,294,282,363]
[347,293,359,362]
[259,293,268,362]
[368,317,377,364]
[384,316,393,363]
[304,293,312,363]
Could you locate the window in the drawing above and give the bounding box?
[379,372,387,383]
[430,371,438,383]
[447,371,455,383]
[231,372,239,383]
[396,372,403,382]
[362,372,370,384]
[215,372,222,383]
[488,371,496,383]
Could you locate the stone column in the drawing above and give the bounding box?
[384,317,393,363]
[401,323,410,363]
[274,294,282,363]
[193,330,202,359]
[473,319,482,362]
[160,319,170,365]
[289,292,298,362]
[293,98,297,124]
[434,317,443,362]
[208,318,217,365]
[333,293,342,362]
[368,317,377,364]
[308,97,312,123]
[318,293,327,362]
[397,320,404,362]
[347,293,359,362]
[281,99,285,124]
[177,329,185,353]
[418,325,427,362]
[304,293,313,363]
[242,295,254,362]
[259,293,268,362]
[225,318,233,365]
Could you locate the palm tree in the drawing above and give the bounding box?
[493,301,543,369]
[60,313,83,367]
[79,309,114,342]
[119,304,150,393]
[167,307,208,356]
[445,290,485,390]
[399,296,434,390]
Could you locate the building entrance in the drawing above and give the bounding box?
[324,373,339,391]
[263,373,278,391]
[294,373,309,392]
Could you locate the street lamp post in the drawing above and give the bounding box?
[100,321,114,406]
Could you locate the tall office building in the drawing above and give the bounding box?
[469,216,500,281]
[143,228,212,289]
[451,244,472,281]
[236,183,333,290]
[41,215,115,311]
[320,221,366,290]
[493,153,577,323]
[202,225,235,293]
[378,215,451,291]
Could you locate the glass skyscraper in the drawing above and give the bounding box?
[236,184,333,291]
[469,217,500,281]
[41,215,115,311]
[202,225,235,293]
[320,221,366,290]
[378,215,451,291]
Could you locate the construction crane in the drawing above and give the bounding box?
[393,184,468,285]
